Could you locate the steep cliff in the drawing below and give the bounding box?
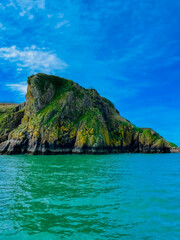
[0,73,178,154]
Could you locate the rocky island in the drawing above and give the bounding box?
[0,73,179,154]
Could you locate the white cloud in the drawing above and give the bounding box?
[0,3,5,9]
[55,20,70,29]
[28,14,34,20]
[6,83,27,95]
[0,23,6,30]
[0,45,68,73]
[6,0,45,18]
[12,0,45,10]
[6,0,17,8]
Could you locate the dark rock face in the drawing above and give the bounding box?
[0,73,178,155]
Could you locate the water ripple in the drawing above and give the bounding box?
[0,154,180,239]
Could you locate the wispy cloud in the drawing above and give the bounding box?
[55,20,70,29]
[0,45,68,73]
[58,13,64,18]
[5,0,45,19]
[6,82,27,95]
[0,23,6,30]
[0,3,5,9]
[10,0,45,10]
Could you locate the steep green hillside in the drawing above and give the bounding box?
[0,73,178,154]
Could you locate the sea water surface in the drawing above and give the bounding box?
[0,154,180,240]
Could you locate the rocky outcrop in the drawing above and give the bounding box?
[0,103,25,144]
[170,148,180,153]
[0,73,178,154]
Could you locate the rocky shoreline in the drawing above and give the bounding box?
[0,140,176,155]
[170,148,180,153]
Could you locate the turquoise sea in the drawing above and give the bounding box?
[0,154,180,240]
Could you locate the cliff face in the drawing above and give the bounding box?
[0,73,178,154]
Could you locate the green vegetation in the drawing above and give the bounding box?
[132,125,143,133]
[169,142,178,148]
[0,73,178,154]
[139,129,160,145]
[28,73,72,93]
[0,104,25,143]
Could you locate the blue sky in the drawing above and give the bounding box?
[0,0,180,146]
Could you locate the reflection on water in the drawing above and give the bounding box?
[0,154,180,239]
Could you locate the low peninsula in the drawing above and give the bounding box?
[0,73,179,154]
